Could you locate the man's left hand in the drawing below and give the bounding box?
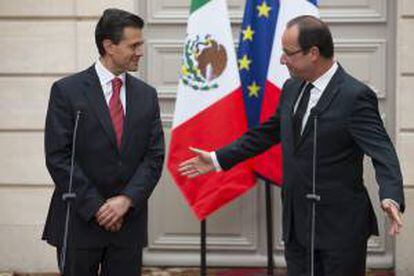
[381,200,403,236]
[96,195,132,229]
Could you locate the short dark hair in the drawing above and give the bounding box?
[287,15,334,59]
[95,8,144,56]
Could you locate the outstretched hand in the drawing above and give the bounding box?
[178,147,215,178]
[381,200,403,236]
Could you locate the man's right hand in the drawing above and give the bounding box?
[107,217,123,232]
[178,147,215,178]
[95,195,132,231]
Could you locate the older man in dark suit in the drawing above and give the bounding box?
[42,8,165,276]
[179,16,404,276]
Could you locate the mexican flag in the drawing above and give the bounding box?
[167,0,256,220]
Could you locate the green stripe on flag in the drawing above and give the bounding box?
[190,0,211,14]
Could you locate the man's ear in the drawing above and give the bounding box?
[103,39,114,55]
[310,46,320,62]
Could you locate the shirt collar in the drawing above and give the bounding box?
[311,61,338,93]
[94,59,126,95]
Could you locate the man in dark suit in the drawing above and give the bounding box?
[179,16,404,275]
[42,8,165,276]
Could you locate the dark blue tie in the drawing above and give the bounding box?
[293,82,313,145]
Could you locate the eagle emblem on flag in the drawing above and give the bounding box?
[180,34,227,91]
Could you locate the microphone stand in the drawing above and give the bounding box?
[306,110,321,276]
[60,110,81,276]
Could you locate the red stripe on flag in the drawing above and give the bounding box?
[252,80,283,185]
[168,88,257,220]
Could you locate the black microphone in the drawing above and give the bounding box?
[310,107,320,118]
[307,106,320,276]
[62,105,84,201]
[73,103,87,120]
[60,103,85,275]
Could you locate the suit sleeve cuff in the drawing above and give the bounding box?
[211,151,222,172]
[77,197,105,222]
[382,198,400,211]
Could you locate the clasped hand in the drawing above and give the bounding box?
[95,195,132,232]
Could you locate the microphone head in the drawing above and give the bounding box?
[310,107,319,116]
[74,103,87,117]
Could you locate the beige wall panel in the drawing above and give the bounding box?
[0,0,75,17]
[75,0,136,17]
[0,132,51,185]
[395,188,414,276]
[271,188,285,258]
[399,19,414,74]
[320,0,386,22]
[364,160,388,255]
[0,225,57,273]
[147,40,181,91]
[146,0,243,23]
[0,77,56,130]
[0,186,52,226]
[145,0,388,24]
[146,40,182,121]
[335,40,386,98]
[399,76,414,130]
[159,96,176,127]
[0,21,77,74]
[394,0,413,273]
[401,0,414,17]
[76,21,100,70]
[398,133,414,186]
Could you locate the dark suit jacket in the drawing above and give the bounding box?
[216,65,404,250]
[42,65,165,249]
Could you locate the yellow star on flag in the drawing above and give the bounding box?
[248,81,261,97]
[238,55,252,71]
[181,65,189,75]
[257,1,271,18]
[242,25,255,41]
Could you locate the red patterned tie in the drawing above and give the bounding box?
[109,77,124,149]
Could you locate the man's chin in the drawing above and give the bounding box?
[128,65,139,72]
[287,69,296,78]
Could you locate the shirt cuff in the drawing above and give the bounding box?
[382,198,400,211]
[210,151,222,172]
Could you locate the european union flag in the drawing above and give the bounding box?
[237,0,279,128]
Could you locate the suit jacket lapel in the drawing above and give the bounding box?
[288,80,306,149]
[83,66,118,149]
[120,73,136,152]
[288,80,306,122]
[296,65,345,148]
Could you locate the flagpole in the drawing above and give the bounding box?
[201,219,207,276]
[265,180,275,275]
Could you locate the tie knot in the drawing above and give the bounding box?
[303,82,314,93]
[111,77,123,94]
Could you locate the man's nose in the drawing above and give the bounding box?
[280,53,287,65]
[135,46,144,55]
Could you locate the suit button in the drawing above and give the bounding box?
[118,161,122,167]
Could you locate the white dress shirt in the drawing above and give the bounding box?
[94,59,127,115]
[294,62,338,133]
